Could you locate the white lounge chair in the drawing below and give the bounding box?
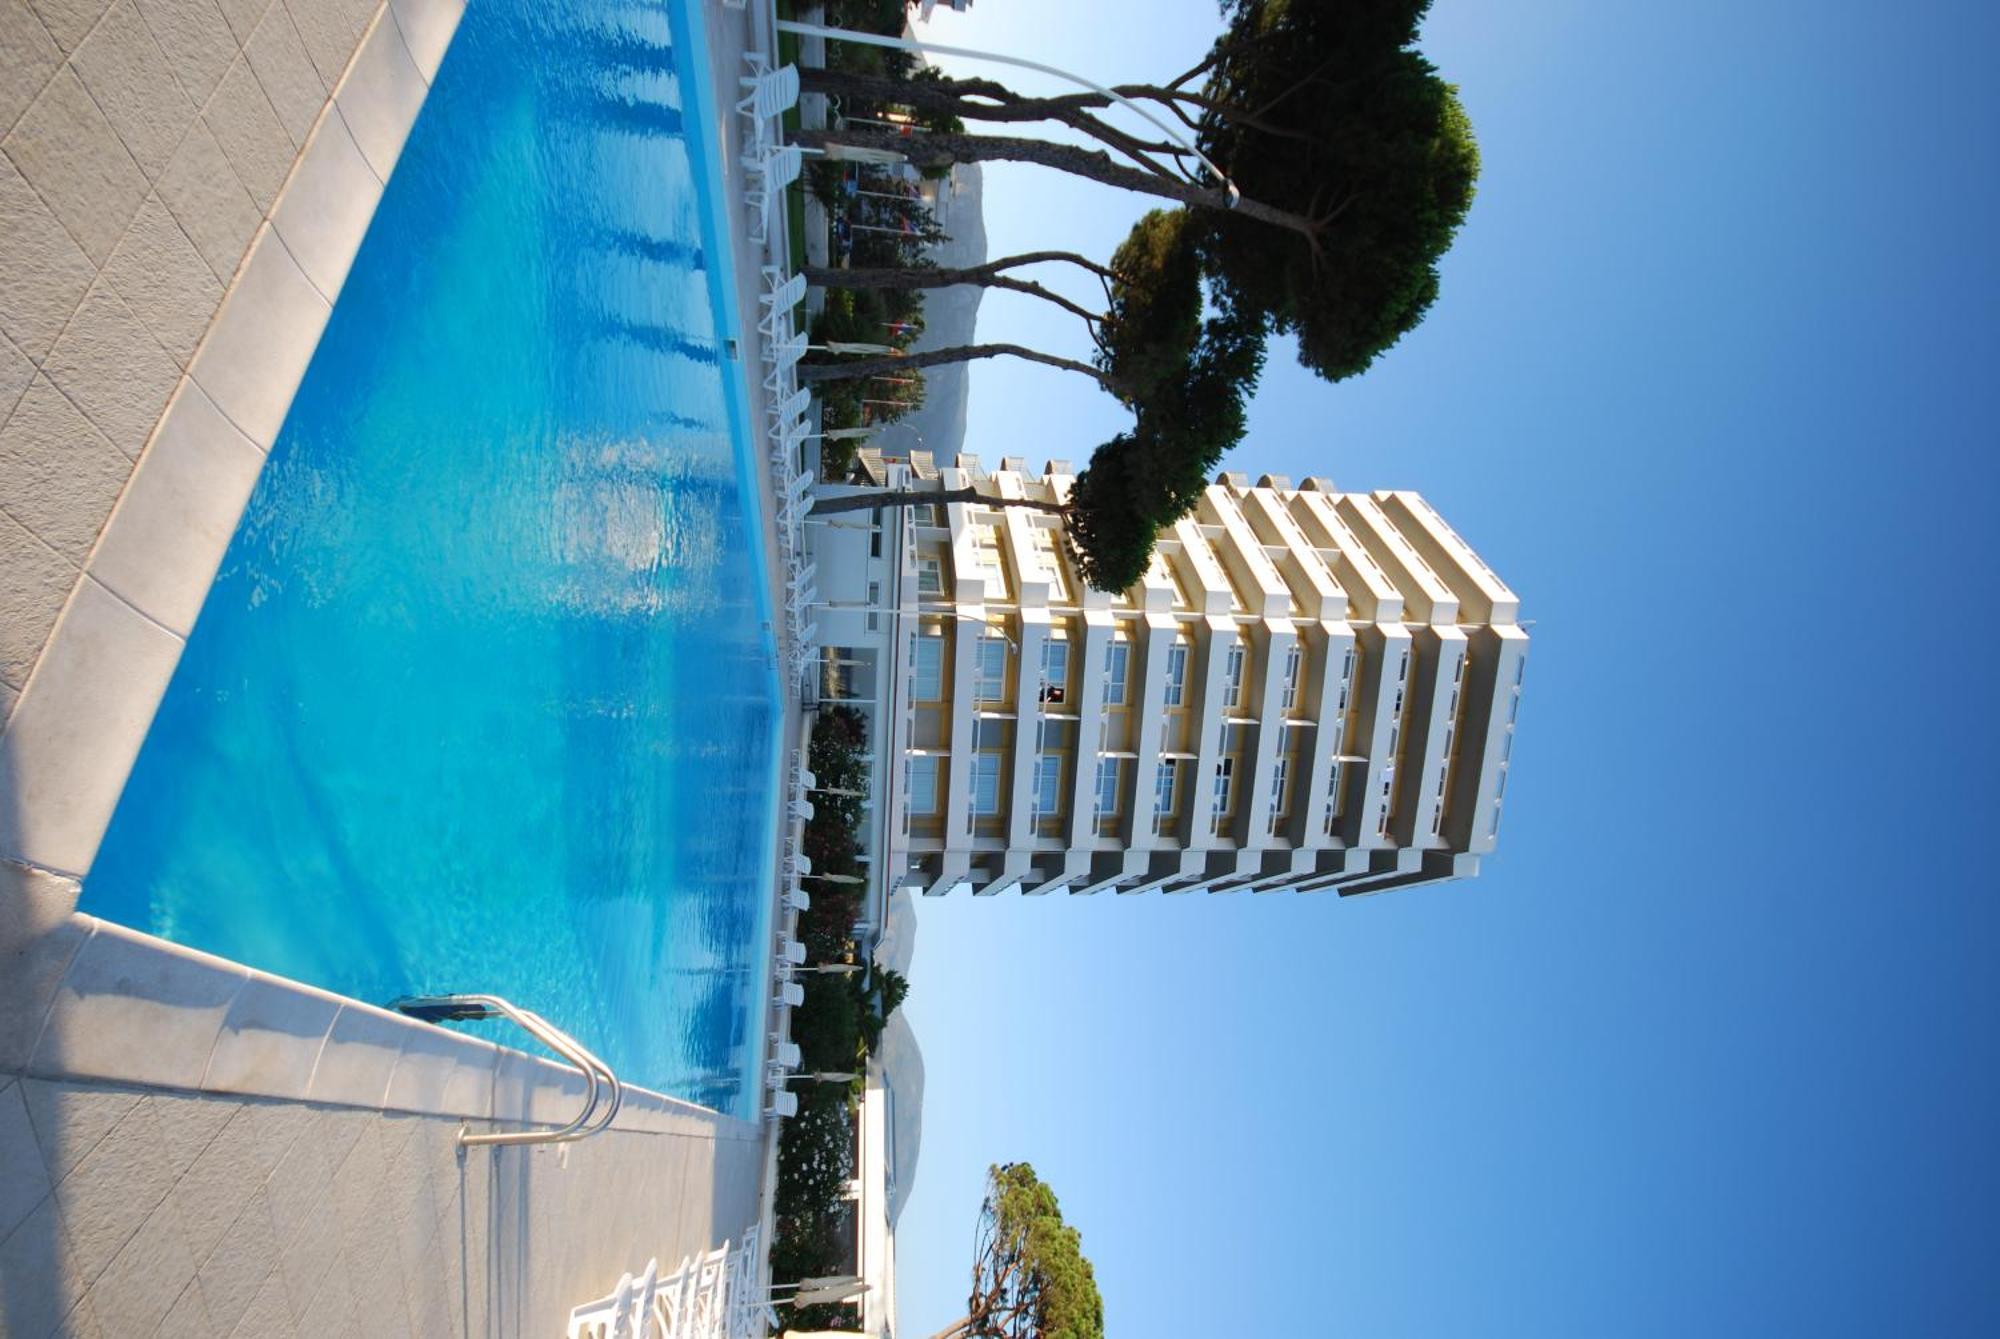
[773,1040,802,1069]
[784,886,811,913]
[761,272,808,333]
[744,146,803,244]
[776,981,805,1008]
[566,1258,658,1339]
[765,328,808,373]
[788,798,814,821]
[738,63,799,143]
[785,852,812,877]
[769,386,811,430]
[767,1089,799,1120]
[779,937,806,966]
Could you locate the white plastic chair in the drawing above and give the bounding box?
[776,981,805,1008]
[767,1089,799,1120]
[738,64,800,155]
[566,1258,657,1339]
[773,1040,802,1069]
[785,852,812,877]
[744,146,803,244]
[761,272,808,333]
[784,886,811,913]
[769,386,811,430]
[779,937,807,966]
[789,797,815,821]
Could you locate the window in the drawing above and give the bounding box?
[916,556,943,597]
[866,581,880,632]
[1152,758,1181,833]
[911,634,944,700]
[1040,639,1071,705]
[1102,641,1131,705]
[905,756,940,814]
[1163,642,1190,707]
[1279,643,1302,712]
[1210,756,1234,818]
[970,754,1003,815]
[1221,643,1247,711]
[1031,755,1062,816]
[1322,760,1347,835]
[1094,757,1124,834]
[973,635,1009,701]
[1335,647,1356,712]
[869,525,882,558]
[1266,756,1290,834]
[1396,650,1410,684]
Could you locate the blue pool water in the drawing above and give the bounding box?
[85,0,780,1118]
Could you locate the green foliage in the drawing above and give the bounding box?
[856,966,909,1055]
[774,1087,854,1222]
[1095,209,1202,406]
[808,291,924,473]
[1195,0,1480,380]
[1067,287,1267,593]
[965,1163,1105,1339]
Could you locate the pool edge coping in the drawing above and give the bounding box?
[0,891,760,1144]
[0,0,469,881]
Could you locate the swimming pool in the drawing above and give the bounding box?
[84,0,781,1119]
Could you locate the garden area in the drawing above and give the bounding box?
[769,705,909,1332]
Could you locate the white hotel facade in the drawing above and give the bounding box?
[806,451,1526,904]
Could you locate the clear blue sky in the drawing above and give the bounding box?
[891,2,2000,1335]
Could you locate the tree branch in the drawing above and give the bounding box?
[798,342,1111,388]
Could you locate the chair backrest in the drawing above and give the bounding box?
[765,271,808,309]
[770,1089,799,1119]
[779,982,805,1007]
[776,1041,802,1067]
[782,939,807,965]
[776,387,812,422]
[760,146,804,189]
[758,66,801,119]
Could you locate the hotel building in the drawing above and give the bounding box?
[806,452,1526,901]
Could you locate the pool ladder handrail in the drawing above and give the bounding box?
[388,993,623,1148]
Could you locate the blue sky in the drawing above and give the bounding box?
[889,1,2000,1335]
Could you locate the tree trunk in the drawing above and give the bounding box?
[810,485,1069,518]
[797,343,1109,388]
[926,1318,976,1339]
[803,261,1105,325]
[796,128,1320,239]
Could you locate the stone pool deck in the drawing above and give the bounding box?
[1,0,796,1334]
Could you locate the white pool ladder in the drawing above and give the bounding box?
[389,993,623,1147]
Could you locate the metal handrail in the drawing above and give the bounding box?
[389,993,624,1147]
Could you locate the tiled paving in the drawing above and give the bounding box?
[0,0,388,720]
[0,1072,765,1337]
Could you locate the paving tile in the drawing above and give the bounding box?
[69,0,197,180]
[55,1291,104,1337]
[201,52,292,211]
[85,1189,198,1336]
[147,1088,238,1166]
[0,374,134,562]
[0,514,73,688]
[87,378,263,637]
[328,1119,389,1267]
[40,278,180,460]
[269,105,378,299]
[185,225,326,447]
[101,194,223,367]
[26,0,110,54]
[0,678,16,718]
[0,149,95,360]
[282,0,364,90]
[227,1095,312,1176]
[212,0,263,46]
[390,0,464,85]
[1,66,147,265]
[30,920,250,1085]
[16,1078,139,1186]
[158,1109,274,1268]
[225,1265,296,1339]
[258,1109,331,1249]
[0,328,32,419]
[335,6,424,179]
[47,1094,176,1283]
[194,1184,279,1332]
[294,1250,361,1338]
[0,910,88,1075]
[135,0,238,109]
[346,1226,410,1337]
[155,1278,217,1339]
[0,1078,52,1243]
[154,117,259,282]
[242,1,320,147]
[271,1166,338,1320]
[0,0,63,135]
[0,1195,88,1339]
